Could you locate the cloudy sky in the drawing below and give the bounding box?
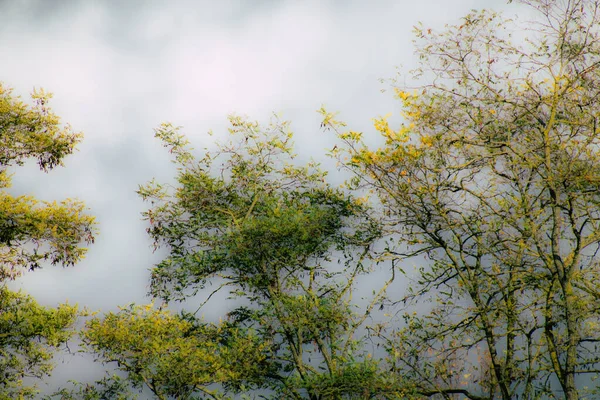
[1,0,525,394]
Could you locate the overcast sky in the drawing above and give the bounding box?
[1,0,525,395]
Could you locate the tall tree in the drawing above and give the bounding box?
[324,0,600,398]
[0,83,96,398]
[128,117,404,399]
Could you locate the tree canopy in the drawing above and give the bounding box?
[79,117,402,399]
[325,0,600,398]
[0,83,96,398]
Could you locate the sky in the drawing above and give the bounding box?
[0,0,526,395]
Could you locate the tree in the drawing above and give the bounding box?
[0,83,96,398]
[127,117,405,399]
[323,0,600,399]
[0,83,96,278]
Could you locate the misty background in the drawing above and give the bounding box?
[0,0,525,395]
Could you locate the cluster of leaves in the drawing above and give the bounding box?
[0,287,79,399]
[78,304,274,399]
[0,84,82,172]
[0,193,96,281]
